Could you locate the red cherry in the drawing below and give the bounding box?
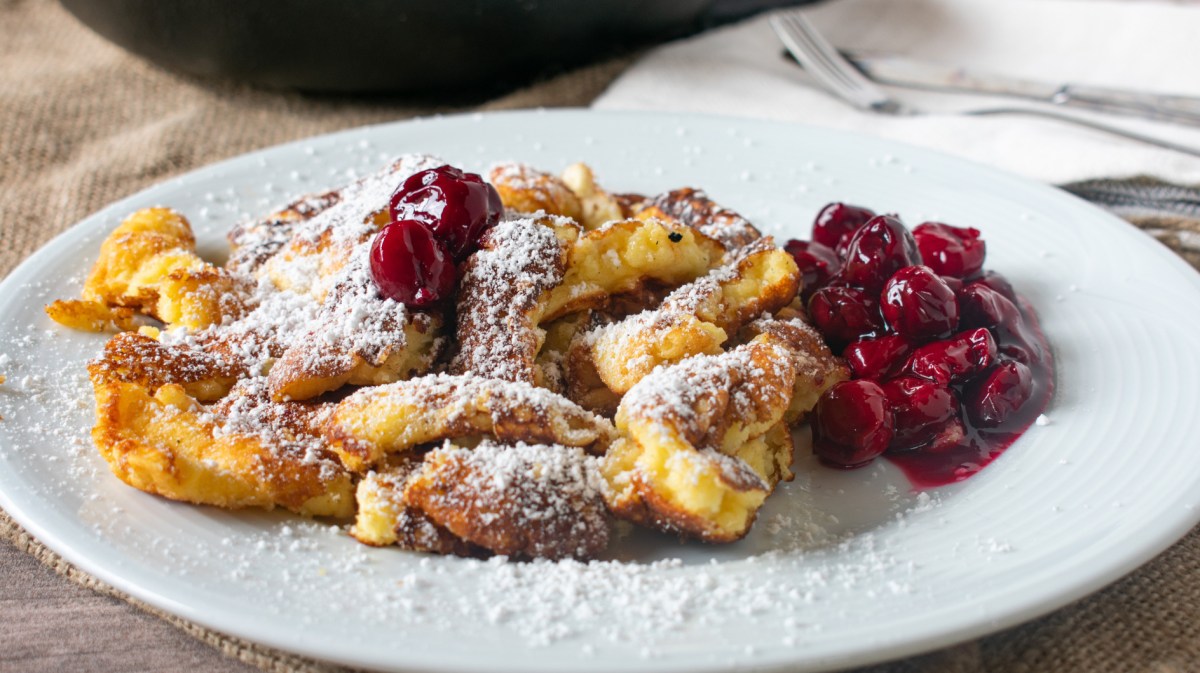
[959,282,1010,330]
[839,215,922,291]
[965,360,1033,427]
[974,270,1017,302]
[904,327,997,385]
[843,334,911,380]
[881,266,960,342]
[882,377,960,452]
[912,222,986,278]
[940,275,964,296]
[389,165,502,260]
[807,285,885,348]
[784,239,840,300]
[813,380,894,468]
[369,219,456,307]
[812,202,876,250]
[959,284,1040,364]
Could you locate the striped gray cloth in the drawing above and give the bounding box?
[1062,177,1200,269]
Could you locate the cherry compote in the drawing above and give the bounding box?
[843,334,910,380]
[370,164,504,308]
[912,222,986,278]
[784,240,839,301]
[904,328,996,386]
[786,202,1054,487]
[389,165,503,261]
[880,265,959,341]
[807,286,885,348]
[812,202,876,250]
[838,214,921,292]
[370,219,456,307]
[812,380,894,467]
[882,377,960,452]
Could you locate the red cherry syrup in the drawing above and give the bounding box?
[789,204,1055,488]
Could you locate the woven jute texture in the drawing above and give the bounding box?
[2,2,1198,672]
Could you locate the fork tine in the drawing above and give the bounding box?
[770,12,898,112]
[770,15,854,99]
[775,13,877,106]
[786,16,866,89]
[782,15,874,92]
[778,15,861,93]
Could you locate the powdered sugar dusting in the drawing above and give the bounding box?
[488,161,544,191]
[649,188,761,250]
[163,159,447,406]
[204,377,343,482]
[289,154,444,249]
[167,156,448,381]
[451,214,569,382]
[342,372,612,448]
[620,338,791,448]
[412,440,608,559]
[622,350,733,442]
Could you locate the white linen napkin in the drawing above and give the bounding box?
[593,0,1200,184]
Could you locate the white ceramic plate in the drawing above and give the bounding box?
[2,110,1199,673]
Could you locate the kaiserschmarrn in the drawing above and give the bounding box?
[49,155,847,560]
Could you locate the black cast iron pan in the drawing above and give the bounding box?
[61,0,804,93]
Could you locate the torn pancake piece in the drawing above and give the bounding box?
[450,214,574,384]
[488,162,584,223]
[540,218,725,321]
[53,207,247,332]
[326,373,616,472]
[405,440,609,560]
[635,187,761,251]
[88,370,353,518]
[568,242,800,399]
[599,335,800,542]
[741,305,850,422]
[352,455,481,556]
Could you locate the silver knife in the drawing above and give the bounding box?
[843,51,1200,128]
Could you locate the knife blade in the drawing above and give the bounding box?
[842,51,1200,128]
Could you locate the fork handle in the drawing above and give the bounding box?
[965,107,1200,159]
[1059,84,1200,127]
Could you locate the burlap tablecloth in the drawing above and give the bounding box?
[2,2,1198,672]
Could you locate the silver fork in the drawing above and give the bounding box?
[769,11,1200,159]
